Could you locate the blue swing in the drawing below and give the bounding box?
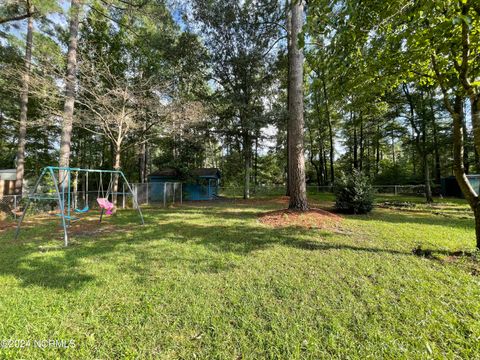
[74,205,89,213]
[74,171,89,214]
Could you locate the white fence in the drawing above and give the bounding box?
[218,184,427,197]
[0,182,183,220]
[0,183,426,219]
[0,194,21,219]
[0,186,138,220]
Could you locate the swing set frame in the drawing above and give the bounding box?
[14,166,144,246]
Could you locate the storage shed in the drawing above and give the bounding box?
[0,169,16,196]
[148,168,221,201]
[147,169,181,203]
[184,168,221,201]
[441,175,480,198]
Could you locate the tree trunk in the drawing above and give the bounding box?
[243,133,251,199]
[59,0,80,182]
[375,125,380,175]
[451,96,480,248]
[366,136,371,177]
[308,125,321,188]
[319,141,326,184]
[404,84,432,203]
[471,94,480,249]
[320,72,334,184]
[359,114,364,172]
[112,144,121,207]
[411,127,416,176]
[139,141,146,183]
[15,10,34,195]
[327,120,335,184]
[391,132,396,166]
[353,120,358,170]
[287,0,308,211]
[432,109,441,183]
[308,141,321,188]
[139,122,147,183]
[244,152,251,199]
[323,149,328,184]
[462,106,470,174]
[254,136,258,186]
[423,154,433,203]
[421,98,433,203]
[285,1,291,197]
[475,148,480,173]
[471,95,480,164]
[285,131,290,196]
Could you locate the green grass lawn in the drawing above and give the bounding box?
[0,196,479,359]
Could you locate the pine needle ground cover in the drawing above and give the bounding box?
[0,196,479,359]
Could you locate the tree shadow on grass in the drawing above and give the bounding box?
[0,205,474,290]
[349,208,474,230]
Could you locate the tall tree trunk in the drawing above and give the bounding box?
[319,142,326,184]
[353,119,358,170]
[450,96,480,248]
[422,123,433,203]
[112,143,121,207]
[391,132,396,167]
[285,0,291,197]
[423,154,433,202]
[139,122,147,183]
[432,106,441,183]
[327,119,335,184]
[287,0,307,210]
[243,133,251,199]
[359,114,364,171]
[59,0,80,183]
[470,94,480,248]
[139,141,146,183]
[365,136,373,178]
[475,148,480,173]
[376,124,380,175]
[308,132,321,188]
[471,95,480,168]
[411,126,416,176]
[462,103,470,174]
[320,72,334,184]
[15,9,34,195]
[285,131,290,196]
[403,84,432,202]
[323,149,328,184]
[254,136,258,186]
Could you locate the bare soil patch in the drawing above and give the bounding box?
[258,208,342,229]
[0,220,16,231]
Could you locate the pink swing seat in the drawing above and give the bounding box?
[97,198,114,215]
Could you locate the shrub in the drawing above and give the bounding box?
[334,170,374,214]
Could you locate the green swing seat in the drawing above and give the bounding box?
[74,205,89,214]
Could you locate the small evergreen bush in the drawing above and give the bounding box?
[334,170,374,214]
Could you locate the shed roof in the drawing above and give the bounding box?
[148,168,180,178]
[0,169,16,181]
[148,168,221,179]
[191,168,221,178]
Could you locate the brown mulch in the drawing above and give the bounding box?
[258,207,342,229]
[0,220,17,231]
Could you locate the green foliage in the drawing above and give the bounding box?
[334,170,374,214]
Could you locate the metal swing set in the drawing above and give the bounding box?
[14,166,144,246]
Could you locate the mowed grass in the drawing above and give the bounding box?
[0,196,479,359]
